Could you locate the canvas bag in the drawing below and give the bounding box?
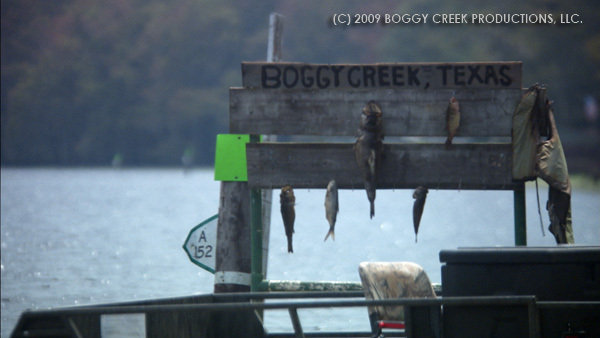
[511,84,573,244]
[512,87,538,180]
[536,108,573,244]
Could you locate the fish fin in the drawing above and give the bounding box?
[287,237,294,253]
[370,201,375,219]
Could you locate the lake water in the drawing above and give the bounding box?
[1,168,599,336]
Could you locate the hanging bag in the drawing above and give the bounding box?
[512,84,573,244]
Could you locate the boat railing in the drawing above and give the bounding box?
[12,291,600,337]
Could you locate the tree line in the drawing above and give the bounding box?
[2,0,598,171]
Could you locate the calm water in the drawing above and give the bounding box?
[1,168,599,336]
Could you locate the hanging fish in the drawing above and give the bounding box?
[354,101,384,219]
[445,97,460,148]
[412,186,428,243]
[280,185,296,253]
[324,180,339,241]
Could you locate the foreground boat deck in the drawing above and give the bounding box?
[12,247,600,337]
[11,291,600,337]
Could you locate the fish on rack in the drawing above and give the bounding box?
[280,185,296,253]
[324,180,339,241]
[445,97,461,148]
[354,101,384,219]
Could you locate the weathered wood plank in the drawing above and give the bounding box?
[242,62,522,90]
[246,143,515,190]
[230,88,521,137]
[215,181,251,293]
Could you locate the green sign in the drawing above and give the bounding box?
[214,134,257,181]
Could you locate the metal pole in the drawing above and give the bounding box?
[250,13,284,292]
[250,133,263,291]
[250,190,262,291]
[267,13,284,63]
[514,182,527,246]
[288,307,305,338]
[262,12,284,275]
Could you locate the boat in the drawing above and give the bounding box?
[11,246,600,337]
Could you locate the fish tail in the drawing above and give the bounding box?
[364,177,376,219]
[367,185,376,219]
[287,236,294,253]
[324,227,335,242]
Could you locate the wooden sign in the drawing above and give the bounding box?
[242,62,522,90]
[230,87,520,137]
[246,143,515,190]
[235,61,523,191]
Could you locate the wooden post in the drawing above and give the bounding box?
[215,13,283,294]
[214,181,252,293]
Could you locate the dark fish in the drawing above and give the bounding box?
[280,185,296,253]
[412,186,428,243]
[354,101,384,219]
[445,97,460,148]
[324,180,339,241]
[359,101,383,132]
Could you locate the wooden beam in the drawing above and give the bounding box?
[241,62,522,90]
[246,142,516,190]
[230,88,521,137]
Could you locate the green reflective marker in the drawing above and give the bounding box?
[214,134,259,181]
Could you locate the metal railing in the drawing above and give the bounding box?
[13,291,598,338]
